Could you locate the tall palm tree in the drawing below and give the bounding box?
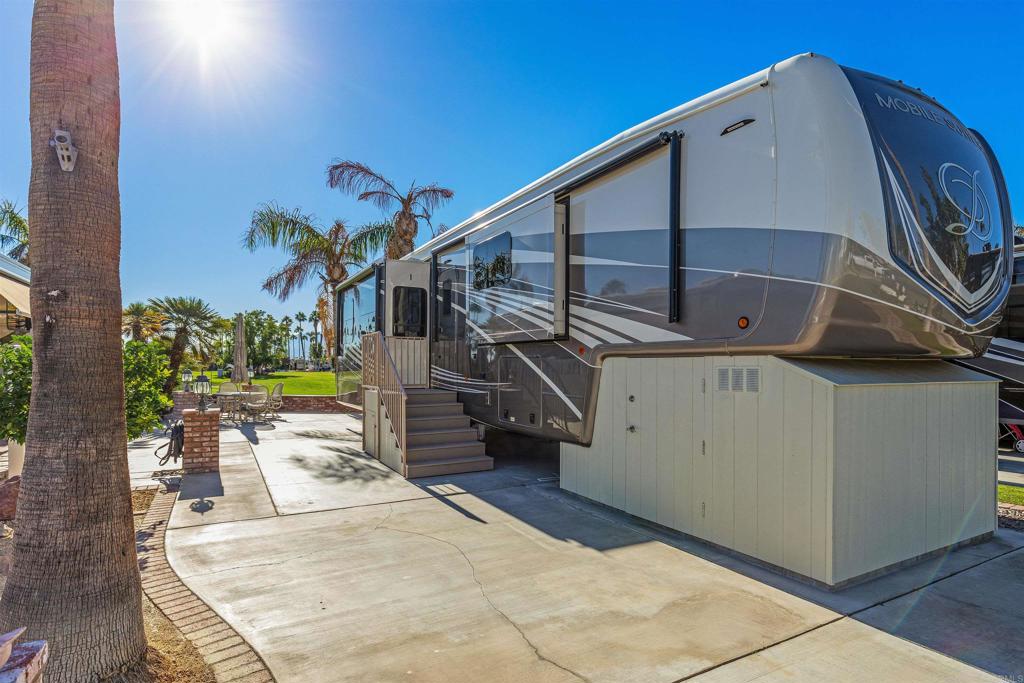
[0,199,30,265]
[242,202,367,362]
[309,308,321,363]
[326,160,454,259]
[0,1,148,679]
[280,315,293,359]
[121,301,164,342]
[317,295,335,364]
[294,311,307,362]
[149,296,221,395]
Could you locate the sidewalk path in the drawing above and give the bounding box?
[160,413,1020,682]
[136,484,274,682]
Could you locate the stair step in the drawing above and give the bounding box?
[405,389,458,405]
[406,414,471,430]
[406,454,494,479]
[406,427,480,447]
[406,440,486,463]
[406,402,465,417]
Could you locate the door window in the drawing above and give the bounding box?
[393,286,427,337]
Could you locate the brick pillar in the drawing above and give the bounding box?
[182,408,220,474]
[170,390,198,422]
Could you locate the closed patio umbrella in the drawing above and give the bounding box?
[232,313,249,384]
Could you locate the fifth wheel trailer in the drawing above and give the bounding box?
[336,53,1012,586]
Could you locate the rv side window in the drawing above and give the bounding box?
[393,286,427,337]
[472,231,512,290]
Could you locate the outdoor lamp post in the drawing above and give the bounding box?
[182,368,193,392]
[194,373,212,412]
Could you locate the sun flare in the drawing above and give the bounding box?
[166,0,244,60]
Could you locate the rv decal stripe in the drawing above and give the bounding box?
[569,304,691,342]
[464,286,607,346]
[569,255,667,268]
[476,289,635,345]
[430,380,490,394]
[451,301,583,420]
[504,346,583,420]
[679,266,998,335]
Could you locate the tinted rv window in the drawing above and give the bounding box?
[393,286,427,337]
[843,67,1009,318]
[472,231,512,290]
[341,276,378,351]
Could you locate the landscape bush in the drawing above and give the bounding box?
[0,336,170,443]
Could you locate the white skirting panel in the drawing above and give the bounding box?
[560,356,997,586]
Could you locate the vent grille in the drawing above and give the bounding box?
[715,367,761,393]
[745,368,761,392]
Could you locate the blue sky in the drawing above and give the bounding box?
[1,0,1021,320]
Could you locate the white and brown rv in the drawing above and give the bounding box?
[336,53,1013,587]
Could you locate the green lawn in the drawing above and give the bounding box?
[192,371,337,396]
[999,484,1024,506]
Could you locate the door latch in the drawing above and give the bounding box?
[626,425,637,433]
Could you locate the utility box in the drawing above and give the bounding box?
[560,356,997,587]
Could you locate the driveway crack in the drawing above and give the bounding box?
[380,524,590,683]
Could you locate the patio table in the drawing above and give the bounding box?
[216,391,266,422]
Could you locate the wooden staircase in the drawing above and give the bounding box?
[403,389,493,478]
[362,332,493,479]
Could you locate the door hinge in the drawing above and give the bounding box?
[701,378,706,393]
[701,439,705,455]
[701,501,706,518]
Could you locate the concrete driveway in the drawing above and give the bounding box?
[164,413,1022,682]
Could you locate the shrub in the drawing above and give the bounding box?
[0,336,32,444]
[124,341,172,440]
[0,337,171,443]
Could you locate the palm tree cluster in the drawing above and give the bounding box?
[123,297,223,395]
[243,161,455,367]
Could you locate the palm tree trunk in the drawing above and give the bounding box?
[0,1,147,679]
[163,330,187,396]
[388,212,418,259]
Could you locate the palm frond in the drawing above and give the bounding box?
[347,221,395,262]
[325,160,400,211]
[411,183,455,216]
[242,202,320,252]
[261,255,322,301]
[148,296,221,336]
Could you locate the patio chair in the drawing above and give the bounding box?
[268,383,284,419]
[215,383,241,421]
[241,385,271,422]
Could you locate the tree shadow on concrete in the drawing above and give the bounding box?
[292,429,361,442]
[286,446,393,484]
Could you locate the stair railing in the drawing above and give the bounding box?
[361,331,407,463]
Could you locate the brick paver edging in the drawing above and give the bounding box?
[136,486,275,683]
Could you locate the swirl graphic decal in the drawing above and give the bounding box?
[939,162,992,240]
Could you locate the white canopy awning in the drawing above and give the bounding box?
[0,275,29,315]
